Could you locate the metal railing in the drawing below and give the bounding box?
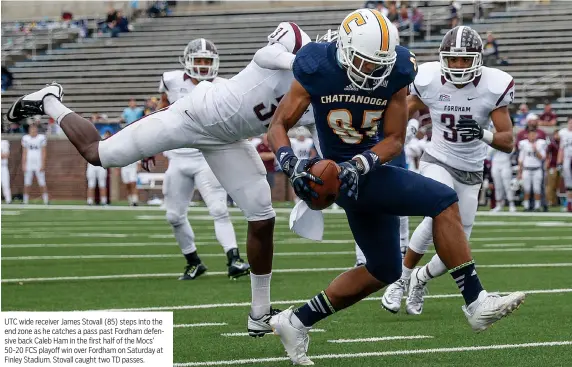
[521,72,566,104]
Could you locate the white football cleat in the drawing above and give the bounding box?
[406,267,427,315]
[6,82,63,122]
[270,308,314,366]
[490,205,502,212]
[509,203,517,213]
[381,278,408,313]
[247,307,281,337]
[463,290,526,332]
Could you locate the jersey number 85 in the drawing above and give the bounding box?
[327,109,383,144]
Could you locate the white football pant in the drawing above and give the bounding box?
[491,162,514,203]
[98,105,275,222]
[121,163,138,184]
[407,161,481,276]
[86,164,107,188]
[563,157,572,189]
[1,165,11,202]
[522,168,543,195]
[24,168,46,187]
[163,157,237,255]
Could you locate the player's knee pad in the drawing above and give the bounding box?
[208,199,229,221]
[165,211,187,227]
[408,217,433,254]
[232,176,275,222]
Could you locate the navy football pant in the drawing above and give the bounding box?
[337,165,458,283]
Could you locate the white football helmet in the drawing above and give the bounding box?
[267,22,311,54]
[180,38,219,81]
[337,8,399,91]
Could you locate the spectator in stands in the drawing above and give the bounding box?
[539,100,558,126]
[256,134,276,189]
[1,66,14,91]
[7,122,25,134]
[364,0,378,8]
[121,98,144,126]
[144,97,158,115]
[147,1,170,18]
[483,32,499,66]
[411,6,424,33]
[546,130,561,206]
[387,2,399,24]
[377,1,389,17]
[398,4,410,31]
[513,103,530,127]
[450,1,461,28]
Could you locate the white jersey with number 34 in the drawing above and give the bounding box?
[410,61,515,172]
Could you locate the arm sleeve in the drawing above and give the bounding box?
[253,43,296,71]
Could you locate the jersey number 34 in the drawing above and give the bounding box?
[327,109,383,144]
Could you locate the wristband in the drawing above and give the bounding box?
[352,150,379,174]
[481,129,494,145]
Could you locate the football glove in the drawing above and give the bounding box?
[338,160,360,200]
[456,118,484,140]
[277,147,323,202]
[141,156,156,172]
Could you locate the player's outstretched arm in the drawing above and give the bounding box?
[267,79,311,151]
[268,80,322,201]
[489,106,515,153]
[370,86,408,164]
[253,43,295,71]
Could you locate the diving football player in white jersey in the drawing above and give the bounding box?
[6,22,314,337]
[158,38,249,280]
[381,26,517,316]
[557,118,572,212]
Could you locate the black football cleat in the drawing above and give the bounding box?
[226,248,250,279]
[178,263,207,280]
[6,82,63,122]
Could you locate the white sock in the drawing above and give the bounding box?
[534,200,541,209]
[43,95,73,124]
[42,193,49,204]
[250,273,272,318]
[172,218,197,255]
[23,194,29,204]
[401,265,413,280]
[418,254,448,283]
[523,200,530,209]
[101,196,107,204]
[214,216,238,254]
[131,194,138,204]
[87,197,94,205]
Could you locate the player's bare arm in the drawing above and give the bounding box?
[267,80,311,150]
[489,106,515,153]
[407,94,427,119]
[369,86,408,164]
[267,79,322,201]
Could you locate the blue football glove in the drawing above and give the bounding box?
[277,147,323,202]
[456,118,484,140]
[338,150,380,201]
[338,160,360,200]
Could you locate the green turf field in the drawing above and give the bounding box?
[2,204,572,366]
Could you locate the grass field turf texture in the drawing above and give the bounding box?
[2,204,572,366]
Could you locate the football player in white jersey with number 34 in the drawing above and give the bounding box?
[6,22,314,338]
[157,38,249,280]
[382,26,518,316]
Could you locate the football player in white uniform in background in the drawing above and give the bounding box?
[1,139,12,204]
[86,163,107,205]
[557,117,572,212]
[489,144,516,212]
[6,22,315,337]
[21,124,49,205]
[158,38,249,280]
[518,130,547,211]
[382,26,516,315]
[120,161,139,206]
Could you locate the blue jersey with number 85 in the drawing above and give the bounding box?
[292,41,417,163]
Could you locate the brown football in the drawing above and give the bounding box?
[307,159,341,210]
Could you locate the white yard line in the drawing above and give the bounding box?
[221,329,325,337]
[328,335,433,343]
[5,204,572,217]
[172,341,572,366]
[174,323,227,328]
[4,263,572,283]
[54,288,572,312]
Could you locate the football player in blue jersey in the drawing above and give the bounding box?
[267,9,525,365]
